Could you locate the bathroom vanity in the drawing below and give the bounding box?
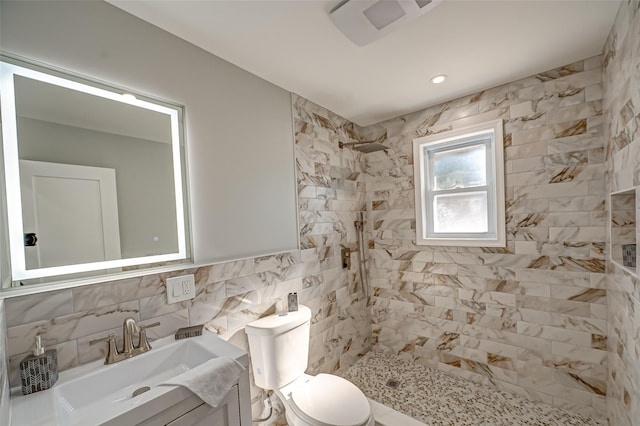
[9,332,251,425]
[113,387,243,426]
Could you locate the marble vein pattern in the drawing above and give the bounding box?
[603,1,640,425]
[361,55,608,419]
[343,351,604,426]
[0,300,10,425]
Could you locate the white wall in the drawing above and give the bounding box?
[0,0,298,264]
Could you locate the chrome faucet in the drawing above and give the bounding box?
[90,317,160,365]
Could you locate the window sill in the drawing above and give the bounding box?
[416,237,505,247]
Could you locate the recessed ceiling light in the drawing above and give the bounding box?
[121,93,137,101]
[431,74,447,84]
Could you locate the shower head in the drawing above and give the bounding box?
[339,141,389,153]
[351,142,389,153]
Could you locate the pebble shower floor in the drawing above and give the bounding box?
[342,351,604,426]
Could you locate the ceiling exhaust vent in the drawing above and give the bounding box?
[330,0,442,46]
[363,1,406,30]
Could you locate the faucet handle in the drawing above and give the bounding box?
[90,333,118,364]
[137,322,160,351]
[139,322,160,330]
[89,333,116,345]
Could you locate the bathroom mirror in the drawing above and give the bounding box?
[0,56,190,287]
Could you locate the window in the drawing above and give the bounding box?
[413,119,505,247]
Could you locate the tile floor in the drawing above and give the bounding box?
[342,351,604,426]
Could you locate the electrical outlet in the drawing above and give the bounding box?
[166,274,195,304]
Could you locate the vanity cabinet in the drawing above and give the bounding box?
[9,333,252,426]
[138,387,241,426]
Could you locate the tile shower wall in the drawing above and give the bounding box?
[603,1,640,425]
[0,300,9,425]
[360,57,608,418]
[1,94,371,424]
[292,94,372,375]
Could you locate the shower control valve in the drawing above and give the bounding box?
[341,247,351,269]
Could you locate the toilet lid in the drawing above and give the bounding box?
[290,374,370,426]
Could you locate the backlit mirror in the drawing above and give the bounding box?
[0,56,190,286]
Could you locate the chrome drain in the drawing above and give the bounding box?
[132,386,151,398]
[385,379,400,389]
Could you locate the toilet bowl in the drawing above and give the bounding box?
[276,373,374,426]
[245,306,374,426]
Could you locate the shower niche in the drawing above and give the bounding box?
[610,187,638,277]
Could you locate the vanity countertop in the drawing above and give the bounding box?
[9,331,249,426]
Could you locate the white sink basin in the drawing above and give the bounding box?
[10,331,249,426]
[54,339,215,420]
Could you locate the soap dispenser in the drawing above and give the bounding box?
[19,335,58,395]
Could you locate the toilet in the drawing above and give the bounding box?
[245,305,374,426]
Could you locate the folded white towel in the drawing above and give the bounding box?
[160,357,246,407]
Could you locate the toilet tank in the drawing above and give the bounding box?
[245,305,311,390]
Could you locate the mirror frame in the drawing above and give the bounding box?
[0,57,189,282]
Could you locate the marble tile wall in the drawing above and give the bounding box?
[292,94,372,376]
[0,94,371,425]
[602,1,640,425]
[0,300,9,425]
[359,57,608,418]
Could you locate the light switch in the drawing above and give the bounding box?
[166,274,196,304]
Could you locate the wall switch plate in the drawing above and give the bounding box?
[166,274,195,304]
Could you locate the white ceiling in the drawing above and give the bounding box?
[108,0,621,127]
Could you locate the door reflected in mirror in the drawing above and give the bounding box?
[0,56,190,285]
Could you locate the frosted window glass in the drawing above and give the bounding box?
[433,192,488,233]
[433,144,486,190]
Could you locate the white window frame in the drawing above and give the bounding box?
[413,119,505,247]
